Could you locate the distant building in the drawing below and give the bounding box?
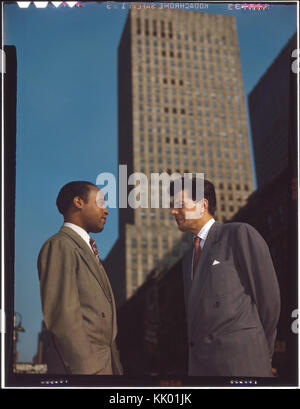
[33,321,65,374]
[118,258,188,376]
[248,33,297,188]
[105,9,254,306]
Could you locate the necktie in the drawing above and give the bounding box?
[192,236,202,279]
[89,237,101,265]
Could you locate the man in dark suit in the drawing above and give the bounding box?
[170,177,280,377]
[38,181,123,375]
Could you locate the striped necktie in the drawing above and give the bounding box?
[192,236,202,279]
[89,237,101,265]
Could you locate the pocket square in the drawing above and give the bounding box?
[212,260,220,265]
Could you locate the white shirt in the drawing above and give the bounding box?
[191,218,215,279]
[63,222,94,253]
[195,218,216,249]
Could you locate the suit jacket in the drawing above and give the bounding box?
[182,221,281,377]
[37,226,123,375]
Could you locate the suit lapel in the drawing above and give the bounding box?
[188,222,222,331]
[60,226,112,303]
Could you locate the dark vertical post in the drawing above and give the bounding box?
[3,45,17,384]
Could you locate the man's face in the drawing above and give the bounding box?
[81,187,108,233]
[171,190,205,232]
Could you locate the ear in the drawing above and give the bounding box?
[203,198,209,210]
[73,196,85,210]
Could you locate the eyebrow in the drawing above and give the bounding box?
[173,200,184,207]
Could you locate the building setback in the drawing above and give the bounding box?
[105,9,254,305]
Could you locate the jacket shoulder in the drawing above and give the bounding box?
[38,230,76,255]
[222,221,257,233]
[221,222,264,242]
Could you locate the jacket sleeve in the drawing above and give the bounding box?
[235,223,281,358]
[37,238,105,374]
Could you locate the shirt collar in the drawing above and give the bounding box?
[63,222,91,247]
[196,218,215,242]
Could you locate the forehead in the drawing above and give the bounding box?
[88,187,102,200]
[174,189,191,202]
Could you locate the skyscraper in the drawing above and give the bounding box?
[248,33,297,188]
[105,8,254,305]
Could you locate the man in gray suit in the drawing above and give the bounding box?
[170,177,280,377]
[38,181,123,375]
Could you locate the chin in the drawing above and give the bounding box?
[177,222,187,232]
[90,226,104,233]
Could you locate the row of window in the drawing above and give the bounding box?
[137,166,250,182]
[137,55,237,74]
[137,119,244,137]
[219,182,249,191]
[139,151,248,166]
[137,74,240,96]
[136,18,234,46]
[135,65,238,85]
[138,155,248,172]
[138,46,234,64]
[137,38,236,58]
[139,134,246,153]
[138,38,234,55]
[138,125,246,142]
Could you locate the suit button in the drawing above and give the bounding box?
[190,342,194,348]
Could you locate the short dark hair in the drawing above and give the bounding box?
[170,177,217,216]
[56,181,96,215]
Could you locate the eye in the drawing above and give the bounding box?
[97,200,106,208]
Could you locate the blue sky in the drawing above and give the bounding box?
[4,1,297,362]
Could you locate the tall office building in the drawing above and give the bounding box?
[248,33,297,188]
[105,8,254,305]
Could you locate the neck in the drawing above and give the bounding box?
[64,217,88,233]
[189,215,213,236]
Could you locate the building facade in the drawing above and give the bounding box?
[248,33,297,188]
[105,9,254,304]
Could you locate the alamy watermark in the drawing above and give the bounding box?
[291,309,298,334]
[96,167,204,219]
[291,49,300,74]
